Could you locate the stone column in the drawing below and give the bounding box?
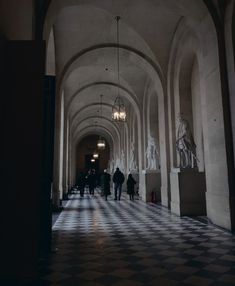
[52,91,64,208]
[40,75,56,255]
[0,41,47,281]
[62,118,69,199]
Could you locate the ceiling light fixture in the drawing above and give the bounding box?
[93,151,99,159]
[112,16,127,122]
[97,94,106,149]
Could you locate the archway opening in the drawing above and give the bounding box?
[75,135,110,181]
[172,51,207,218]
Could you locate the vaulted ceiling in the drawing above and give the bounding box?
[44,0,210,145]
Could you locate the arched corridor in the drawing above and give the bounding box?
[1,0,235,284]
[39,193,235,286]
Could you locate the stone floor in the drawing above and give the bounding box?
[37,192,235,286]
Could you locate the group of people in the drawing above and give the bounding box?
[77,169,97,197]
[101,167,138,201]
[77,167,137,201]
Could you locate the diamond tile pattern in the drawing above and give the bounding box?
[36,193,235,286]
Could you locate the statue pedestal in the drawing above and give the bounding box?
[139,170,161,203]
[170,168,206,216]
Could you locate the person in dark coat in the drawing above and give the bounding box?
[77,171,86,197]
[127,173,136,200]
[87,169,96,195]
[100,169,111,201]
[113,167,125,200]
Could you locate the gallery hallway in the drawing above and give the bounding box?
[38,193,235,286]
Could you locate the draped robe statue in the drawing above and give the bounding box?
[129,142,137,171]
[146,135,158,170]
[176,115,198,168]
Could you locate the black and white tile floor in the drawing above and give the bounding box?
[38,192,235,286]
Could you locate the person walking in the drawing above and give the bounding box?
[100,169,111,201]
[77,171,86,197]
[87,169,96,195]
[127,173,136,201]
[113,167,125,200]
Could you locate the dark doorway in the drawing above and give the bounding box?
[85,154,99,173]
[76,135,110,178]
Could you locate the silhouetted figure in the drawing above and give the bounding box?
[113,167,125,200]
[77,171,86,197]
[127,173,136,201]
[100,169,111,201]
[87,169,96,195]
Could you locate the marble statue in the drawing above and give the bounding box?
[176,115,198,168]
[129,141,137,171]
[120,150,125,172]
[146,135,158,170]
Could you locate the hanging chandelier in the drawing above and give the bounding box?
[97,138,105,149]
[97,94,106,149]
[112,16,127,122]
[93,151,99,159]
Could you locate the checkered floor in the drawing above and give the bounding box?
[38,192,235,286]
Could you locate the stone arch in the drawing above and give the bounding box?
[175,49,204,170]
[53,32,167,189]
[64,78,142,176]
[141,80,166,204]
[75,133,111,177]
[70,126,115,184]
[72,115,121,145]
[66,81,138,114]
[74,126,114,155]
[73,121,120,157]
[58,44,164,93]
[70,103,118,130]
[168,16,232,229]
[53,45,156,204]
[168,18,208,170]
[47,1,215,212]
